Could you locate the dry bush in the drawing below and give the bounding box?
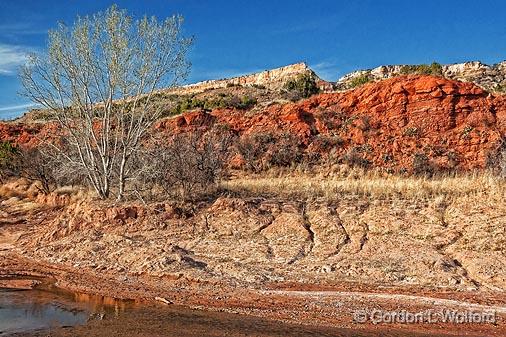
[0,142,87,195]
[141,129,235,201]
[236,132,303,172]
[236,133,274,172]
[342,147,371,169]
[412,152,434,176]
[487,140,506,178]
[266,133,303,167]
[0,143,59,194]
[501,150,506,178]
[34,140,88,190]
[0,141,19,182]
[16,147,58,194]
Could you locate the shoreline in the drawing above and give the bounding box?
[1,252,505,336]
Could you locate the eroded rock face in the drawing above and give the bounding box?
[158,75,506,171]
[0,123,42,146]
[261,207,312,265]
[11,195,505,291]
[0,121,62,148]
[165,62,324,95]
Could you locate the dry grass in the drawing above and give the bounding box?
[222,168,505,201]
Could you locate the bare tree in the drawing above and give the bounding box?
[20,5,192,200]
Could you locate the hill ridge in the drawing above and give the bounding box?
[336,60,506,92]
[165,62,325,95]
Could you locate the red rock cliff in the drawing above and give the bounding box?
[2,75,505,172]
[158,75,506,171]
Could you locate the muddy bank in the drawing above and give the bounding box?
[0,282,492,337]
[10,193,506,291]
[8,304,485,337]
[1,256,505,337]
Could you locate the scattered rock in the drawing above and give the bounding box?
[154,296,173,305]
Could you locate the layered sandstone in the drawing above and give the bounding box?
[163,62,326,95]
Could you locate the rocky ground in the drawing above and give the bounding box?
[1,177,505,336]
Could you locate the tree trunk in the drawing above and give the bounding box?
[117,155,127,201]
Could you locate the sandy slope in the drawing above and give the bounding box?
[1,178,505,336]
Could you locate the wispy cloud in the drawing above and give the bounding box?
[0,102,36,120]
[0,22,48,36]
[189,67,264,83]
[0,103,36,112]
[311,60,340,81]
[0,44,30,75]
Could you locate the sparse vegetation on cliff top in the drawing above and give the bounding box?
[399,62,443,76]
[348,72,373,88]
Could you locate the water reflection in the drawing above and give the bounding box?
[71,292,138,317]
[0,287,134,335]
[0,287,483,337]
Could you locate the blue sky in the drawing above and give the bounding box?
[1,0,506,119]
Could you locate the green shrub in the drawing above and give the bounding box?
[204,95,257,110]
[348,73,372,88]
[495,82,506,93]
[162,94,257,117]
[161,95,205,117]
[461,125,473,139]
[399,62,443,76]
[283,73,320,99]
[404,126,420,137]
[237,95,257,109]
[0,141,19,181]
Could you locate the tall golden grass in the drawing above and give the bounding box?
[222,168,505,201]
